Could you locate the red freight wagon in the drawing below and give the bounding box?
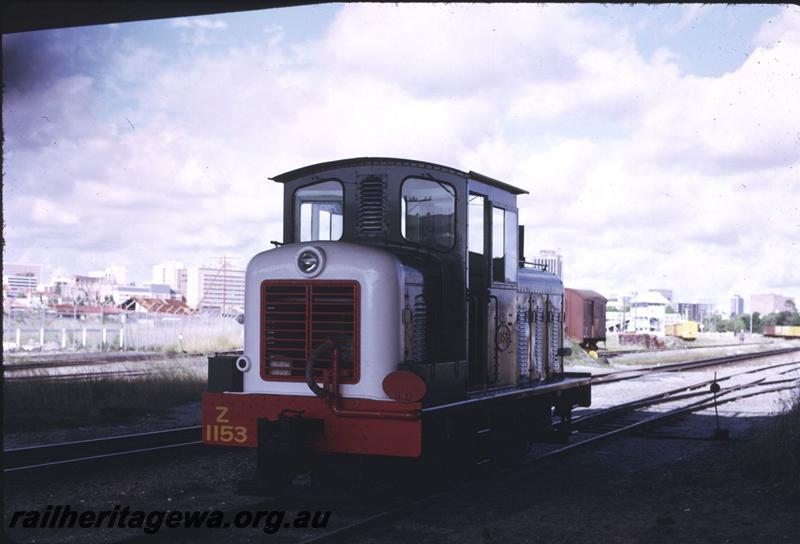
[564,288,607,350]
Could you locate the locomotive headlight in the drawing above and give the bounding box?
[296,246,326,277]
[235,355,251,372]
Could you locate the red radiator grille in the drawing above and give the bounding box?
[260,280,360,383]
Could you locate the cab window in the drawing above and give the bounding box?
[294,181,343,242]
[401,178,455,251]
[491,206,518,283]
[468,194,485,254]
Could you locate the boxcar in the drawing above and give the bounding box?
[564,288,607,350]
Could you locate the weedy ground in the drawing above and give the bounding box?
[741,389,800,498]
[3,367,206,431]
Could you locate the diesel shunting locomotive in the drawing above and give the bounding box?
[202,157,591,484]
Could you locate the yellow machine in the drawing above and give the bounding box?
[775,326,800,338]
[665,321,699,341]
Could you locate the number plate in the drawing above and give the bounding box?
[204,405,248,444]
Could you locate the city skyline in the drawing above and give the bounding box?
[3,4,799,312]
[6,258,796,318]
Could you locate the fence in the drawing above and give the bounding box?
[3,313,243,354]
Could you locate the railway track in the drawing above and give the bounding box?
[119,350,800,543]
[7,368,188,382]
[3,350,237,381]
[596,342,766,358]
[6,348,798,543]
[296,357,800,544]
[3,352,183,370]
[3,426,203,475]
[6,347,797,475]
[589,345,800,385]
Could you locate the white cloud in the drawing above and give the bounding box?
[3,4,799,308]
[631,40,800,175]
[170,18,227,30]
[31,198,80,226]
[753,5,800,47]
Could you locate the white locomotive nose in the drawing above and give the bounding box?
[235,355,251,372]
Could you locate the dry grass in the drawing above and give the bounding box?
[741,390,800,497]
[3,367,207,431]
[606,342,794,367]
[563,338,608,368]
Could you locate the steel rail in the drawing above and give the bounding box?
[597,342,765,358]
[5,369,184,382]
[3,426,203,473]
[26,354,798,543]
[590,346,800,385]
[524,381,799,466]
[6,351,796,474]
[302,361,800,544]
[575,360,800,426]
[2,352,189,371]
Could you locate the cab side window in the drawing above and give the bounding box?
[401,178,456,251]
[492,206,518,283]
[468,194,485,255]
[294,181,344,242]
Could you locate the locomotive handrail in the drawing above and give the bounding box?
[489,294,500,384]
[306,340,333,398]
[306,339,420,420]
[520,261,548,271]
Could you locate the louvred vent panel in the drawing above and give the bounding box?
[261,280,359,383]
[358,176,387,233]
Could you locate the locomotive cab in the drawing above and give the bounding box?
[202,158,591,482]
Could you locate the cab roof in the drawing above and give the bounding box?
[270,157,528,196]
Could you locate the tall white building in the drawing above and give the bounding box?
[529,250,563,279]
[2,264,41,295]
[186,258,245,313]
[629,291,670,333]
[152,260,188,296]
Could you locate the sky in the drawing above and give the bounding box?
[3,3,799,312]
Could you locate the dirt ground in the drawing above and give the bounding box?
[354,412,800,544]
[4,351,798,543]
[3,412,798,544]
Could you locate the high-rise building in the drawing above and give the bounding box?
[152,261,188,296]
[2,264,41,295]
[751,294,794,315]
[650,289,673,304]
[730,295,744,317]
[186,258,245,313]
[528,250,563,279]
[676,302,717,322]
